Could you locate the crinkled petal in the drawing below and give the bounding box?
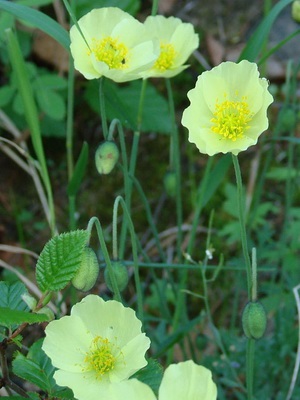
[182,60,273,155]
[71,295,146,346]
[159,361,217,400]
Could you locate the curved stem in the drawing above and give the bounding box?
[86,217,122,302]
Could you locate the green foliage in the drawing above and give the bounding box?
[0,307,50,328]
[12,339,74,398]
[132,358,163,395]
[35,230,89,292]
[2,62,67,125]
[0,0,70,49]
[67,142,89,196]
[85,79,172,133]
[0,281,28,310]
[74,0,141,18]
[0,0,300,398]
[239,0,294,62]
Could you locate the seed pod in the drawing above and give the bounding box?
[104,260,129,292]
[242,301,267,340]
[163,170,176,198]
[72,247,99,292]
[95,141,119,175]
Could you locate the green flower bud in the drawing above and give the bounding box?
[72,247,99,292]
[292,0,300,22]
[95,141,119,175]
[242,301,267,340]
[104,260,129,292]
[163,170,177,198]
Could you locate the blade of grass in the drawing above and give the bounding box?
[239,0,294,62]
[0,0,70,49]
[6,28,56,234]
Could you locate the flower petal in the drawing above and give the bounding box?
[159,360,217,400]
[106,379,157,400]
[42,315,92,371]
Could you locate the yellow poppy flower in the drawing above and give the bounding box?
[70,7,159,82]
[142,15,199,78]
[182,60,274,155]
[42,295,150,400]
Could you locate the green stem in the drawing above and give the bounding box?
[114,197,144,322]
[232,154,255,399]
[246,338,255,400]
[187,156,214,253]
[86,217,122,302]
[151,0,159,15]
[112,198,119,260]
[231,154,252,298]
[119,79,148,258]
[251,248,257,302]
[166,79,182,261]
[99,77,109,140]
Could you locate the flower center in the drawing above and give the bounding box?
[84,336,116,378]
[211,99,253,141]
[90,37,128,69]
[153,43,176,71]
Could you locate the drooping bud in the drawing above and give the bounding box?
[163,170,177,198]
[104,260,129,292]
[242,301,267,340]
[95,141,119,175]
[72,247,99,292]
[292,0,300,22]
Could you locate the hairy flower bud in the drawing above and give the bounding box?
[72,247,99,292]
[292,0,300,22]
[95,141,119,175]
[242,301,267,340]
[163,170,177,198]
[104,260,129,292]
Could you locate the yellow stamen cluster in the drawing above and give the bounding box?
[211,99,253,141]
[154,43,176,71]
[90,37,128,70]
[84,336,116,378]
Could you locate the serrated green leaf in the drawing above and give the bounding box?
[35,230,89,292]
[0,307,50,328]
[0,0,70,49]
[67,142,89,196]
[132,358,163,395]
[85,80,172,134]
[0,281,28,310]
[13,339,58,393]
